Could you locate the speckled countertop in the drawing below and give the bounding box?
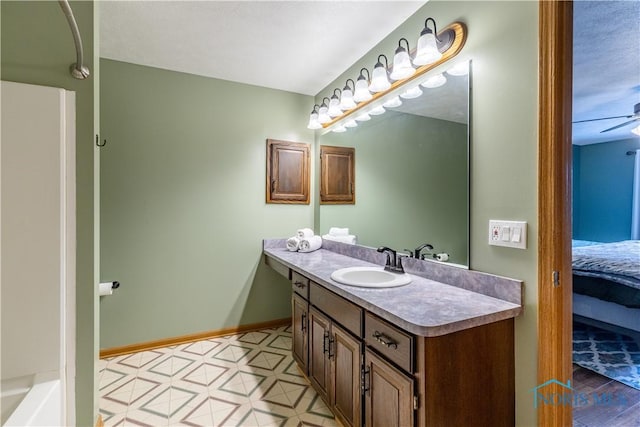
[263,244,522,337]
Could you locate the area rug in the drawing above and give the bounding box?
[573,322,640,390]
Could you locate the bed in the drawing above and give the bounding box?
[572,239,640,340]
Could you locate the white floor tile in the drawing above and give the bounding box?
[99,327,337,426]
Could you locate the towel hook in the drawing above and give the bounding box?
[96,135,106,147]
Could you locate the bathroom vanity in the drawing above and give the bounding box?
[264,239,522,427]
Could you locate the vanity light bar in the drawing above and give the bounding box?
[307,19,467,131]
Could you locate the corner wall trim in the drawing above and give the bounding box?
[99,318,290,359]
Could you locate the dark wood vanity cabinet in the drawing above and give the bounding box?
[281,264,515,427]
[308,306,362,427]
[308,307,332,401]
[364,348,414,427]
[331,324,362,427]
[291,272,310,373]
[291,293,308,374]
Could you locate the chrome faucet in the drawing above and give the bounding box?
[377,246,405,273]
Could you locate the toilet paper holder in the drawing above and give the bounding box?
[102,281,120,290]
[99,281,120,296]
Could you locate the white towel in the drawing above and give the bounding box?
[299,235,323,253]
[296,228,314,239]
[322,234,357,245]
[328,227,349,236]
[286,236,301,252]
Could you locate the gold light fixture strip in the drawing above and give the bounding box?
[323,22,467,128]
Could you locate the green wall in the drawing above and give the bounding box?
[1,1,98,425]
[315,2,539,425]
[319,112,468,265]
[99,59,314,348]
[573,138,640,242]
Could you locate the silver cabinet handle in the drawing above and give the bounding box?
[373,331,398,349]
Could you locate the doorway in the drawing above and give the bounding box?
[537,1,574,426]
[538,2,640,426]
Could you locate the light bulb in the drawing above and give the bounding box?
[344,119,358,128]
[328,95,343,118]
[332,125,347,133]
[369,64,391,92]
[353,77,372,102]
[318,104,331,124]
[383,96,403,108]
[447,61,469,76]
[369,105,386,116]
[421,73,447,89]
[414,29,442,66]
[390,47,415,81]
[400,86,423,99]
[307,111,322,130]
[340,88,357,110]
[355,112,371,122]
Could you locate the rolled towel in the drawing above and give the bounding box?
[296,228,314,239]
[329,227,349,236]
[286,236,301,252]
[299,235,323,253]
[322,234,357,245]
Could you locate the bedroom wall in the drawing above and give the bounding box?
[573,137,640,242]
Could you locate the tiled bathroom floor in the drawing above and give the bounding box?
[98,325,339,427]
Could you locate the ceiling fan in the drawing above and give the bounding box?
[572,102,640,133]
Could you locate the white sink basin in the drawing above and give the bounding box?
[330,266,412,288]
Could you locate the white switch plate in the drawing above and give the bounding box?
[488,220,527,249]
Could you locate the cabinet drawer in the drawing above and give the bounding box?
[365,312,414,373]
[310,282,362,337]
[291,271,310,299]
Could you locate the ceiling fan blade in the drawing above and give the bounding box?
[600,117,640,133]
[572,114,633,124]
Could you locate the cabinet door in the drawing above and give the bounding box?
[364,349,414,427]
[292,293,308,374]
[330,325,362,427]
[320,145,355,204]
[266,139,310,204]
[308,307,331,402]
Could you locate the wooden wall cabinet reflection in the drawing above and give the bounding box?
[266,139,310,204]
[320,145,355,204]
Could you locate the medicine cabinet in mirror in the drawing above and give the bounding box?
[317,61,470,267]
[320,145,356,204]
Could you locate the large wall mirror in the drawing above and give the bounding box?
[317,62,470,267]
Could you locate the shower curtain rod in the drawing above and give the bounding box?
[58,0,90,80]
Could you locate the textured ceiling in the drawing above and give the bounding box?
[100,1,425,96]
[572,0,640,145]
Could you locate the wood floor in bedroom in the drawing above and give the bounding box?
[572,364,640,427]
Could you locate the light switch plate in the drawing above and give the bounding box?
[488,220,527,249]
